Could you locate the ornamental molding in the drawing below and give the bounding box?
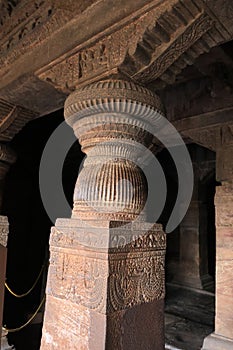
[36,0,230,91]
[48,249,165,313]
[0,0,54,67]
[0,0,99,70]
[50,223,166,252]
[47,223,166,313]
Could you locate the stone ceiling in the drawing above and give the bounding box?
[0,0,233,148]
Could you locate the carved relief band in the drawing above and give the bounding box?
[36,0,229,92]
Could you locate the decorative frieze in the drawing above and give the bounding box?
[36,0,229,91]
[50,221,165,251]
[133,12,213,83]
[0,1,54,65]
[46,222,166,312]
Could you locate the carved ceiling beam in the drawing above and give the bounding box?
[0,98,38,141]
[36,0,231,93]
[173,108,233,152]
[0,0,173,87]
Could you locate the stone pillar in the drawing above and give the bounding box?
[173,162,214,291]
[0,144,16,340]
[0,218,9,339]
[202,143,233,349]
[41,80,166,349]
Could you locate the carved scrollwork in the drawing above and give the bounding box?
[133,13,214,83]
[48,222,166,313]
[48,249,165,313]
[37,0,230,91]
[48,252,108,312]
[108,252,165,312]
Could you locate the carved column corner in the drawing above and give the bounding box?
[0,216,9,247]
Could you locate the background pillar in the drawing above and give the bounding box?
[202,143,233,349]
[173,157,214,291]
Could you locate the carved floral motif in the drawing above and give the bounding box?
[47,228,166,313]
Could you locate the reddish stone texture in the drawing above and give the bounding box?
[41,295,164,350]
[41,79,167,349]
[40,295,91,350]
[215,183,233,340]
[40,220,166,350]
[106,299,164,350]
[40,154,165,350]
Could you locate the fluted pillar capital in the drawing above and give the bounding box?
[64,79,164,221]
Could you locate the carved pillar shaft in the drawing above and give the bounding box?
[202,144,233,349]
[41,80,166,349]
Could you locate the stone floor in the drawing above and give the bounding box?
[165,284,215,350]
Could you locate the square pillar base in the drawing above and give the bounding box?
[202,333,233,350]
[41,218,166,350]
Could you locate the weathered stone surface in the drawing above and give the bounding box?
[216,143,233,182]
[0,0,232,119]
[41,78,167,348]
[202,138,233,347]
[0,217,9,340]
[64,79,164,221]
[215,183,233,340]
[41,220,166,349]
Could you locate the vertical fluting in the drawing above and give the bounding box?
[64,79,164,221]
